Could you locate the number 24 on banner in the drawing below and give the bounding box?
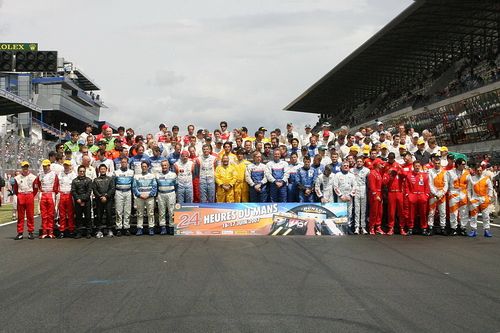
[177,213,200,228]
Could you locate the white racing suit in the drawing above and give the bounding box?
[427,168,448,229]
[334,171,355,226]
[447,169,470,230]
[315,173,335,203]
[468,173,493,231]
[199,155,217,203]
[174,160,194,203]
[156,171,177,228]
[114,168,134,230]
[132,172,157,229]
[350,167,370,229]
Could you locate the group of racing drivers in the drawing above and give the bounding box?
[10,120,499,239]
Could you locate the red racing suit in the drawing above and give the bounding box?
[382,166,404,230]
[189,155,201,203]
[404,171,430,229]
[58,171,77,233]
[400,162,413,227]
[13,173,38,233]
[368,168,383,229]
[36,171,59,235]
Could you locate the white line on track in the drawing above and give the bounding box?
[0,215,40,227]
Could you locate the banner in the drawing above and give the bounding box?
[0,43,38,51]
[173,203,349,236]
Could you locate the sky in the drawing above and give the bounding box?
[0,0,412,134]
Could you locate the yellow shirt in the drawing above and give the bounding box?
[233,160,250,183]
[215,165,236,186]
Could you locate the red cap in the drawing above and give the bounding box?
[181,151,189,157]
[102,124,109,130]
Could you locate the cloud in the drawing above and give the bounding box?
[0,0,413,135]
[154,69,185,87]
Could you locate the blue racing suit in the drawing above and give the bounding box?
[149,155,166,175]
[167,152,181,171]
[297,167,319,203]
[156,171,177,227]
[129,154,151,175]
[114,167,134,230]
[245,162,268,202]
[266,159,290,202]
[113,156,129,172]
[286,162,302,202]
[132,171,157,229]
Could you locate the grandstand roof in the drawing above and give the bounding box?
[73,69,100,91]
[0,88,42,115]
[285,0,499,115]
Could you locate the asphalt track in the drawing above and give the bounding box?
[1,222,499,332]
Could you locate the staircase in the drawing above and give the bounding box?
[31,118,62,138]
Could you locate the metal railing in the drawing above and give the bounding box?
[31,117,63,137]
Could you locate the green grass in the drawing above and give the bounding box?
[0,203,16,224]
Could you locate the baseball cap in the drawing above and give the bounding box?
[258,127,267,132]
[398,144,406,150]
[381,143,388,149]
[41,159,51,166]
[20,161,30,167]
[412,133,419,138]
[362,145,371,154]
[355,132,363,138]
[63,160,72,166]
[431,153,440,159]
[305,124,312,129]
[379,131,386,135]
[240,126,248,132]
[376,121,383,126]
[350,146,360,152]
[417,138,425,145]
[181,151,189,157]
[286,122,293,127]
[102,124,109,130]
[439,146,448,152]
[318,146,327,151]
[322,122,331,127]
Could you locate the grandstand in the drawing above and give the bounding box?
[0,56,105,143]
[285,0,500,160]
[0,53,106,171]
